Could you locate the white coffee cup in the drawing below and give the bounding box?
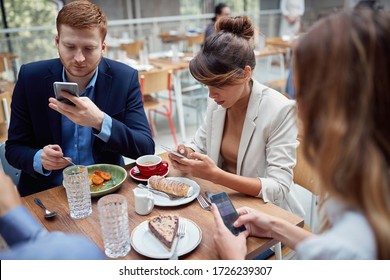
[133,188,154,215]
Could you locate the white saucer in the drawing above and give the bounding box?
[129,166,169,182]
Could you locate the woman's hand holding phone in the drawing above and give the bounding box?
[211,202,248,260]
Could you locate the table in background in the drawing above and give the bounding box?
[265,37,293,49]
[20,153,304,260]
[146,54,193,142]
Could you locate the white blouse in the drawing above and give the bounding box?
[296,198,377,259]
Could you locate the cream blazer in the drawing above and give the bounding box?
[188,80,305,218]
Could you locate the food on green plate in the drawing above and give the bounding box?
[89,170,112,186]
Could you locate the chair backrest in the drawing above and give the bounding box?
[294,137,320,196]
[120,41,144,57]
[0,53,16,81]
[0,90,12,126]
[0,143,21,186]
[293,133,321,232]
[139,69,172,96]
[0,54,12,73]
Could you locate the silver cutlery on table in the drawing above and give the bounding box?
[204,191,214,204]
[197,194,211,211]
[34,198,57,219]
[137,183,181,200]
[169,222,186,260]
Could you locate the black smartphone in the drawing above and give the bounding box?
[53,82,79,106]
[210,192,246,236]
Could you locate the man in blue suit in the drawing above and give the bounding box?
[5,1,155,196]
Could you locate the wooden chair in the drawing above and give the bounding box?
[266,131,320,260]
[294,134,320,231]
[139,69,177,145]
[120,41,144,58]
[0,53,18,81]
[0,142,21,185]
[0,90,12,127]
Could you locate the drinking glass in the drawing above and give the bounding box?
[98,194,131,258]
[63,165,92,219]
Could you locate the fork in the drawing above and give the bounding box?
[169,222,186,260]
[137,184,181,200]
[197,194,211,211]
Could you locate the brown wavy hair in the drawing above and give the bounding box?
[295,9,390,259]
[189,16,256,87]
[56,0,107,41]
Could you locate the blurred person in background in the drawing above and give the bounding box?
[279,0,305,38]
[205,3,231,39]
[6,0,154,196]
[212,9,390,260]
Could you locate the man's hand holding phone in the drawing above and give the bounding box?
[49,82,105,131]
[53,82,79,106]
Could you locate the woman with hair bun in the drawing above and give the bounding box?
[170,16,304,218]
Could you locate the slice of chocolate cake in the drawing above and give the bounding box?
[148,214,179,250]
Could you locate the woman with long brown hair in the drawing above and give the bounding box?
[211,9,390,259]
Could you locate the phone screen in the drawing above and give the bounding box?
[210,192,246,236]
[53,82,79,106]
[160,145,185,158]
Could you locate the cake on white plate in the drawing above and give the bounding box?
[148,214,179,250]
[148,176,194,197]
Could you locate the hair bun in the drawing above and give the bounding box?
[215,16,254,40]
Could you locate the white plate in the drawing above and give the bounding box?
[147,177,200,207]
[130,217,202,259]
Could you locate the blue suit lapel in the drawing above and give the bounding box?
[46,60,63,145]
[93,58,113,113]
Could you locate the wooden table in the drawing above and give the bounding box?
[265,37,293,49]
[21,156,303,261]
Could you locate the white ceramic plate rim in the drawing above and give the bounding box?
[129,166,169,182]
[147,177,200,206]
[130,217,202,259]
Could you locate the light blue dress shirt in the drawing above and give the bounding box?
[0,206,105,259]
[33,68,113,186]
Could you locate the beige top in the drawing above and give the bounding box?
[220,103,247,174]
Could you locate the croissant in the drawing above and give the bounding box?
[148,175,193,197]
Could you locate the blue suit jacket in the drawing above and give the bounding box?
[6,58,155,196]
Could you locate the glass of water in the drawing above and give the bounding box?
[98,194,131,258]
[63,165,92,219]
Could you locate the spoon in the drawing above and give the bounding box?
[34,198,57,219]
[62,156,76,166]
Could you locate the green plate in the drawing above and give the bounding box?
[87,164,127,197]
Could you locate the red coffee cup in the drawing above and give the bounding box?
[136,155,168,177]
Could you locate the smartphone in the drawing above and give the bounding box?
[53,82,79,106]
[210,192,246,236]
[160,144,185,158]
